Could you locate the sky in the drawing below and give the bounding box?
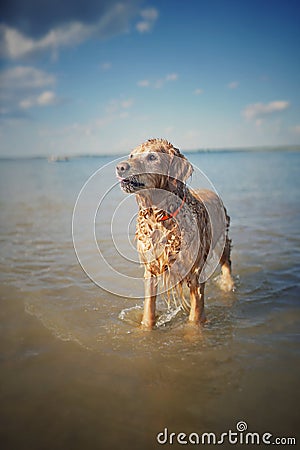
[0,0,299,157]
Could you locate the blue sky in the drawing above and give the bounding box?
[0,0,299,157]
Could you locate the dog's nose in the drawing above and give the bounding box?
[116,161,130,176]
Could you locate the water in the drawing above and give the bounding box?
[0,150,299,449]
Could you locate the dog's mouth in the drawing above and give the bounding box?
[118,175,145,193]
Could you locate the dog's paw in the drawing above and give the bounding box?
[140,319,156,330]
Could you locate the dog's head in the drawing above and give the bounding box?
[116,139,193,194]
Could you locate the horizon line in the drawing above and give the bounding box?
[0,144,299,160]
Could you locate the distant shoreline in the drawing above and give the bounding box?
[0,145,299,161]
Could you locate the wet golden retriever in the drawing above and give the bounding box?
[116,139,233,329]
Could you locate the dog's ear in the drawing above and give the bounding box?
[168,154,193,184]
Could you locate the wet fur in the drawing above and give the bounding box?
[116,139,234,328]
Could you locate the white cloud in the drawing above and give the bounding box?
[136,21,151,33]
[0,22,92,60]
[19,91,59,109]
[18,98,33,110]
[37,91,57,106]
[140,8,159,21]
[166,73,178,81]
[228,81,239,89]
[0,3,138,60]
[155,73,178,88]
[242,100,290,120]
[137,79,150,87]
[136,7,158,33]
[101,97,134,124]
[51,96,134,139]
[138,73,178,89]
[194,88,203,95]
[0,65,60,118]
[105,98,134,115]
[0,65,55,90]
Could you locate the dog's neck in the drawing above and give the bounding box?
[168,179,187,198]
[135,181,188,212]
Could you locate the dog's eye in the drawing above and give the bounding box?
[129,154,133,159]
[147,153,157,161]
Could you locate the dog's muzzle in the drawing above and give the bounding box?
[116,161,145,193]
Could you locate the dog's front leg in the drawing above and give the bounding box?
[189,281,206,324]
[141,274,157,329]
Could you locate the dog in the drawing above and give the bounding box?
[116,139,234,328]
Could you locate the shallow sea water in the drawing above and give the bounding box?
[0,150,299,449]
